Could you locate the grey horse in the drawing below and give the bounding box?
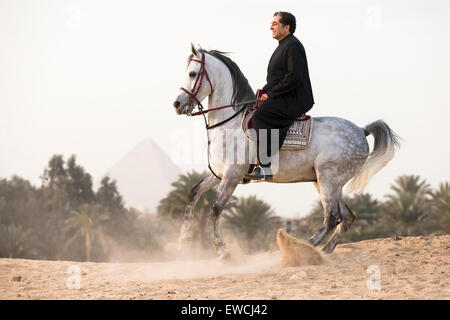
[173,44,399,258]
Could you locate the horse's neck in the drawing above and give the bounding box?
[207,95,238,127]
[207,68,240,128]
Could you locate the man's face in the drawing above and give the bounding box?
[270,15,290,41]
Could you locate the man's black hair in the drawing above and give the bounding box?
[274,11,296,34]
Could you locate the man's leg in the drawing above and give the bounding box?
[253,117,272,167]
[245,102,296,180]
[245,116,274,180]
[255,118,292,162]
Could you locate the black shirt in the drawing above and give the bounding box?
[262,33,314,117]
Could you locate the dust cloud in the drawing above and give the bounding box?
[102,234,282,281]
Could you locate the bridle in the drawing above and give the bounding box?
[180,52,213,112]
[180,52,257,122]
[178,51,258,181]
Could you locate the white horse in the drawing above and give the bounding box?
[173,44,399,258]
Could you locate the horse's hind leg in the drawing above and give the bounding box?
[323,199,356,253]
[179,173,220,247]
[309,197,342,247]
[309,179,343,247]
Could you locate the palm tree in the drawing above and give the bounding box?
[0,223,35,258]
[223,195,281,253]
[64,203,109,261]
[157,171,205,220]
[428,182,450,235]
[343,193,381,241]
[381,175,432,236]
[157,170,237,248]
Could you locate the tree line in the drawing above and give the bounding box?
[0,154,448,261]
[0,155,159,262]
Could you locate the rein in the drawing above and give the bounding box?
[189,98,258,117]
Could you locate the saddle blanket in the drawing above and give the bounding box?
[241,111,313,150]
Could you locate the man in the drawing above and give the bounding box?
[245,11,314,181]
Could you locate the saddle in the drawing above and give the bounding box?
[241,90,313,150]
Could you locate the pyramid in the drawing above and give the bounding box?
[103,138,182,212]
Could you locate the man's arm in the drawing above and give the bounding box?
[265,44,304,99]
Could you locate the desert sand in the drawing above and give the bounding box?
[1,234,449,300]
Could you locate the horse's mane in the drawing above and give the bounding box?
[189,49,255,107]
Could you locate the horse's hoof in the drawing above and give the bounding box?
[322,243,337,254]
[177,235,193,251]
[217,248,232,261]
[219,252,231,261]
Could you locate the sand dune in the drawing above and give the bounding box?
[1,234,449,300]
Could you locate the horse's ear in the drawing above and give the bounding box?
[191,42,199,57]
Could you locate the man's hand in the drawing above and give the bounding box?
[260,94,269,102]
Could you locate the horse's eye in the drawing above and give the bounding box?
[189,71,197,78]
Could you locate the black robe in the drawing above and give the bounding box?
[253,33,314,163]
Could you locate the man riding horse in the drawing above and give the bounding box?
[246,11,315,181]
[173,11,399,257]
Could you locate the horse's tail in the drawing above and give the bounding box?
[347,120,400,193]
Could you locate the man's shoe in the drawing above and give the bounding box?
[244,166,273,181]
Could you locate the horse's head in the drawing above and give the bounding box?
[173,44,213,115]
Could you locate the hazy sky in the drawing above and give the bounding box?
[1,0,449,218]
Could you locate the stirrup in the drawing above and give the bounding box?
[244,166,273,181]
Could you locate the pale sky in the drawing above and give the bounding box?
[1,0,449,218]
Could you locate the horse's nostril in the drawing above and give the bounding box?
[173,101,181,109]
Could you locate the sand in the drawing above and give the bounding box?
[1,234,449,300]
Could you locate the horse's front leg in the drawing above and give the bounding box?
[178,173,220,248]
[210,170,242,259]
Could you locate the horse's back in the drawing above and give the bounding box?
[312,116,365,136]
[310,116,370,169]
[311,116,367,149]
